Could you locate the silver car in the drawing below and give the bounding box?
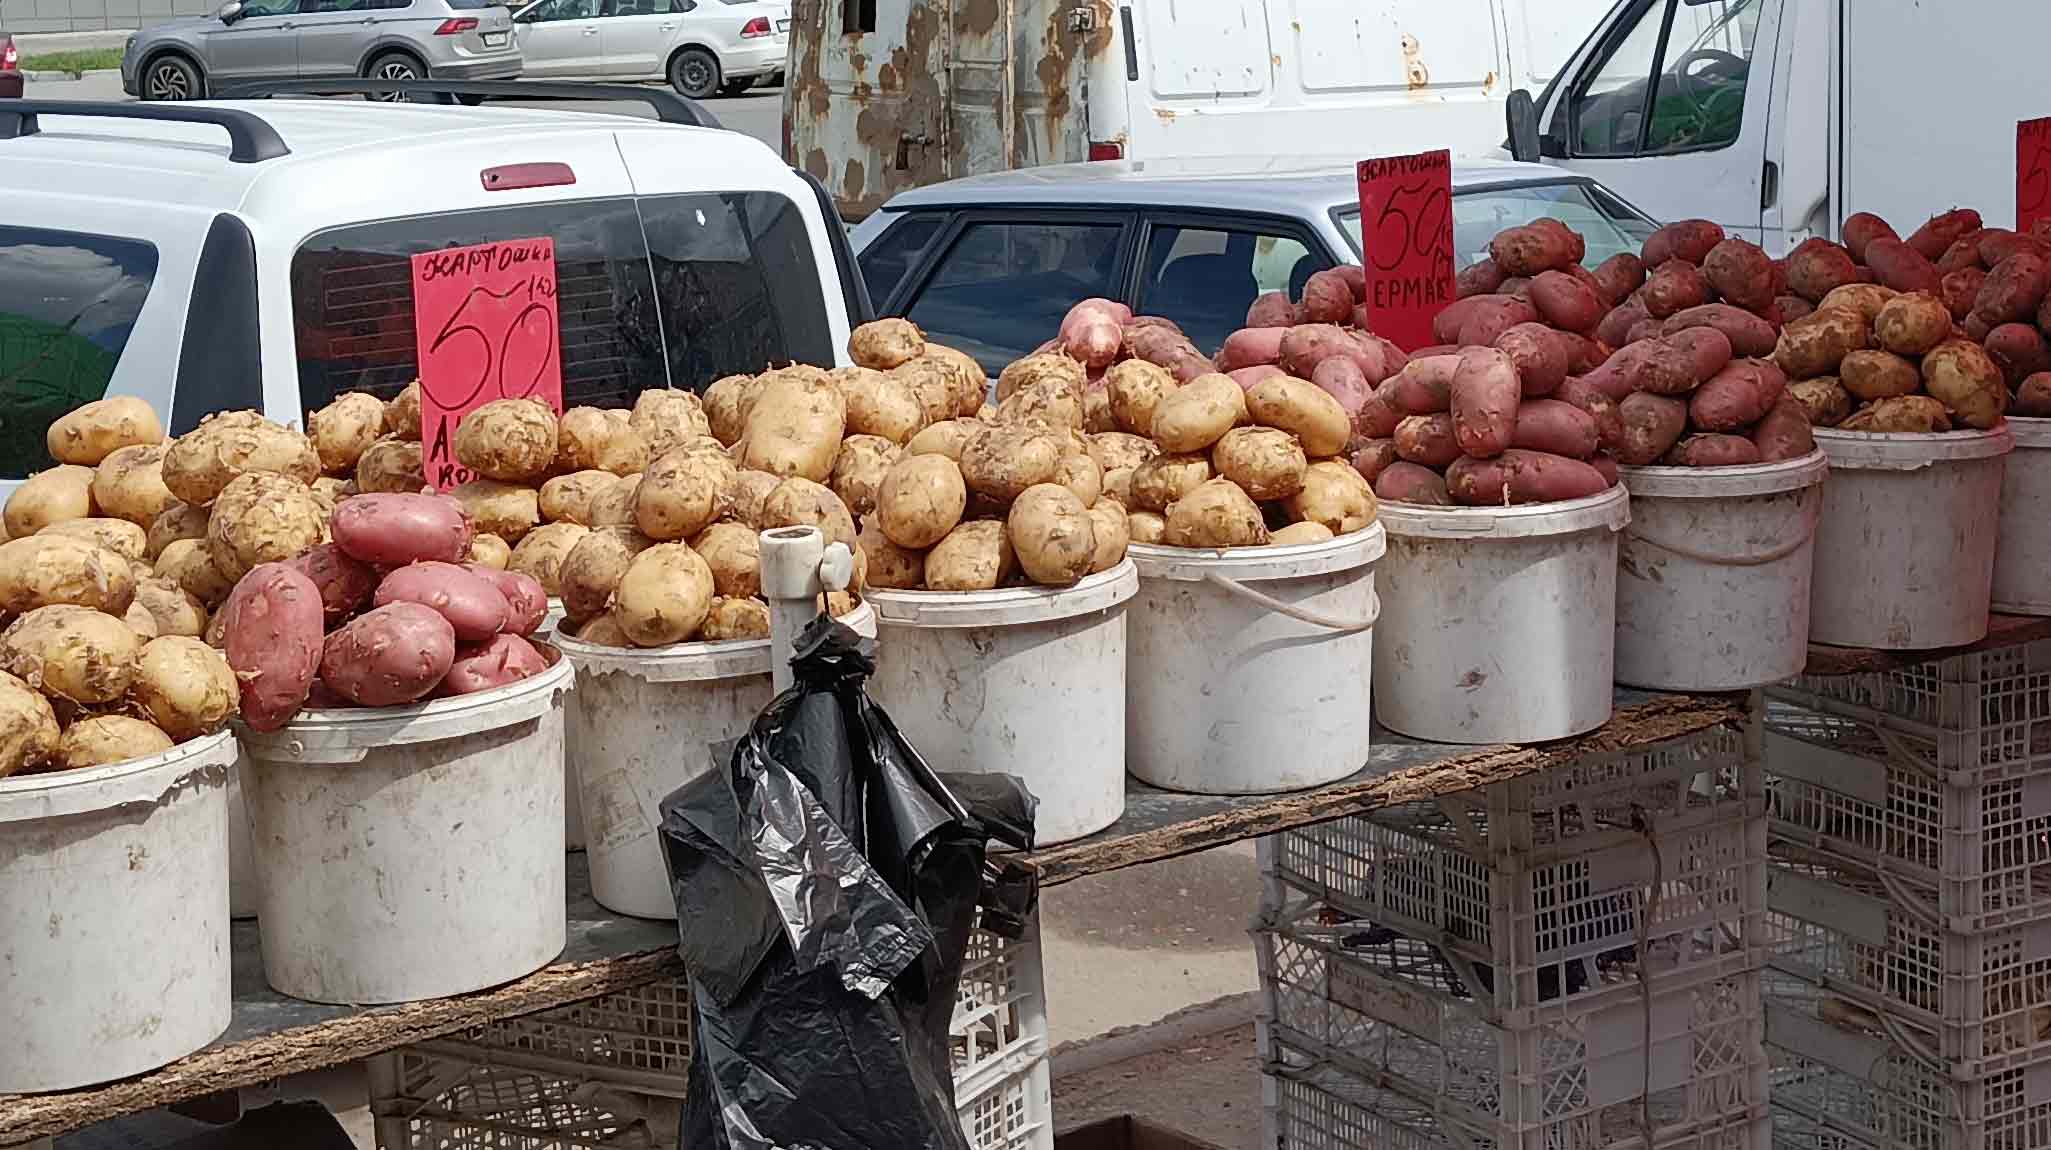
[122,0,521,102]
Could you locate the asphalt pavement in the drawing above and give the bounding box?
[19,70,786,153]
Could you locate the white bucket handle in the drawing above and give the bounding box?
[1202,573,1380,633]
[1625,498,1822,568]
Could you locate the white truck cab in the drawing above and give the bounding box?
[1512,0,2051,253]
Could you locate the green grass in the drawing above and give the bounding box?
[20,48,125,75]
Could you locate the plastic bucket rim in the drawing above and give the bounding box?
[1617,448,1829,498]
[1814,423,2015,467]
[866,558,1140,628]
[2003,414,2051,448]
[0,726,237,823]
[235,640,573,753]
[555,601,878,682]
[1377,482,1631,540]
[1128,521,1386,582]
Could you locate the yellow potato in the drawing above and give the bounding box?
[574,612,634,648]
[91,443,179,529]
[0,534,136,616]
[996,353,1085,403]
[0,670,60,778]
[1247,376,1352,458]
[0,604,142,705]
[1212,427,1308,500]
[1788,377,1854,428]
[539,470,617,526]
[924,520,1015,592]
[1128,510,1167,544]
[858,521,926,590]
[1083,383,1115,434]
[41,517,147,563]
[959,426,1061,504]
[123,601,160,641]
[1150,374,1247,453]
[1089,431,1158,473]
[1922,338,2009,430]
[555,406,650,475]
[737,370,846,482]
[146,503,209,561]
[1054,453,1102,508]
[1008,484,1095,587]
[354,435,425,494]
[307,392,387,475]
[700,596,771,641]
[849,318,927,370]
[1285,461,1378,536]
[452,479,541,544]
[726,469,783,530]
[454,398,558,483]
[1817,283,1898,327]
[309,476,350,518]
[467,532,512,570]
[205,472,326,583]
[690,521,762,601]
[637,447,736,541]
[584,474,644,528]
[508,522,590,597]
[1127,453,1213,513]
[1101,466,1135,506]
[155,538,234,608]
[1269,521,1336,547]
[1164,479,1268,548]
[995,373,1086,431]
[384,381,423,441]
[1773,307,1868,381]
[761,478,857,549]
[906,419,985,461]
[829,434,903,518]
[133,576,208,638]
[6,464,97,539]
[923,344,990,416]
[558,525,653,624]
[877,454,967,550]
[613,543,714,646]
[1838,351,1922,403]
[893,358,960,432]
[48,396,164,466]
[703,373,757,446]
[1085,501,1130,573]
[835,366,926,443]
[54,716,173,770]
[628,389,712,460]
[132,635,239,740]
[162,411,319,506]
[1873,292,1952,358]
[1106,359,1179,438]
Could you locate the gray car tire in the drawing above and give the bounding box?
[669,47,720,101]
[366,50,425,101]
[141,53,203,101]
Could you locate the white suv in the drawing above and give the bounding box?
[0,86,865,502]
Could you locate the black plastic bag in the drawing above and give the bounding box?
[658,617,1038,1150]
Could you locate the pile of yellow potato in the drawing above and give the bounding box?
[0,399,244,778]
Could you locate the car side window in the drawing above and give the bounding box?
[905,218,1125,372]
[238,0,300,16]
[1571,0,1761,158]
[858,212,947,310]
[1135,222,1328,358]
[309,0,368,12]
[530,0,601,20]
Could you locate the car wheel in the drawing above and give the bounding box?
[718,77,753,97]
[142,54,202,101]
[367,51,424,101]
[668,47,719,101]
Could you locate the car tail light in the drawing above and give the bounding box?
[1,38,18,72]
[741,16,771,37]
[482,162,576,191]
[434,17,478,34]
[1088,140,1123,162]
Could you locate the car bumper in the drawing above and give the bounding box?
[431,57,524,81]
[723,39,786,79]
[0,73,22,98]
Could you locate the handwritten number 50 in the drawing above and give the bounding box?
[425,282,556,406]
[1369,181,1451,272]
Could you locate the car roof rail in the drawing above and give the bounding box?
[0,100,290,162]
[217,79,723,130]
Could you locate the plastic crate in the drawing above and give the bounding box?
[1257,903,1767,1146]
[1765,973,2051,1150]
[1766,859,2051,1080]
[1765,700,2051,933]
[371,913,1050,1150]
[1266,721,1766,1018]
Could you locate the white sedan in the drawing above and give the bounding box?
[512,0,787,99]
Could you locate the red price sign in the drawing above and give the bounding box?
[1356,149,1454,353]
[2020,118,2051,233]
[410,237,563,490]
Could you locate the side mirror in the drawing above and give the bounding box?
[1506,89,1541,163]
[217,1,244,21]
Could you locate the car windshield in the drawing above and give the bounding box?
[1336,180,1655,270]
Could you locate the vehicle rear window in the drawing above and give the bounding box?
[290,192,833,420]
[906,219,1125,373]
[0,226,158,480]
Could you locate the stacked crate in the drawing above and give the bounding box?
[1257,719,1772,1150]
[1763,642,2051,1149]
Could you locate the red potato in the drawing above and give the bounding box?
[1062,320,1124,370]
[1987,323,2051,386]
[1458,297,1541,347]
[1411,344,1462,358]
[1393,414,1462,469]
[1447,450,1608,506]
[1566,262,1609,305]
[373,561,511,642]
[1982,230,2041,268]
[319,602,457,707]
[1529,217,1586,265]
[1450,348,1522,460]
[1588,454,1620,487]
[466,565,547,635]
[1776,295,1816,324]
[1662,303,1777,358]
[1666,434,1762,468]
[1340,330,1405,385]
[1529,270,1603,333]
[1430,296,1509,345]
[1495,323,1568,397]
[1616,392,1691,465]
[441,633,548,696]
[1228,364,1289,390]
[1278,324,1353,378]
[1351,440,1400,486]
[330,492,473,567]
[1703,238,1777,311]
[1456,258,1506,299]
[1597,298,1651,348]
[219,562,324,732]
[1217,327,1286,372]
[1973,251,2051,324]
[1640,260,1713,319]
[1937,234,1989,276]
[1310,357,1377,421]
[1785,240,1861,303]
[1379,355,1459,415]
[1299,269,1356,324]
[1245,292,1296,328]
[284,542,376,628]
[1690,359,1788,432]
[1643,219,1724,266]
[1066,297,1132,328]
[1942,268,1989,320]
[1496,277,1533,301]
[1489,224,1576,277]
[1591,252,1648,306]
[1752,396,1817,463]
[1510,399,1599,459]
[1965,314,1996,343]
[1373,461,1452,505]
[1864,238,1944,294]
[1907,208,1984,260]
[1627,318,1665,344]
[2015,373,2051,417]
[1555,376,1625,453]
[1583,338,1695,400]
[1553,330,1606,374]
[1330,264,1367,302]
[1163,350,1216,384]
[2038,290,2051,335]
[1842,212,1899,264]
[1665,326,1735,385]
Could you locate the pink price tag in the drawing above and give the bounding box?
[1356,149,1455,353]
[410,237,563,490]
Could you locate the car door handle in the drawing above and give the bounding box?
[658,21,674,29]
[583,26,599,34]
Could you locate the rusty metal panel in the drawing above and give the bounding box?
[946,0,1109,179]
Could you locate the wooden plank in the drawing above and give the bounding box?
[1804,613,2051,677]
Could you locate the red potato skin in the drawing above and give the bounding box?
[1752,396,1817,463]
[1489,224,1576,277]
[1982,230,2042,268]
[1597,298,1651,348]
[1662,303,1777,358]
[374,561,511,642]
[1665,326,1735,385]
[1842,213,1899,264]
[1530,218,1586,265]
[1299,269,1355,324]
[1510,399,1599,459]
[1379,355,1459,415]
[1588,454,1620,487]
[1447,450,1609,506]
[2015,373,2051,417]
[441,633,548,696]
[1985,323,2051,387]
[285,542,377,628]
[1615,393,1689,466]
[1776,295,1816,324]
[1627,318,1665,345]
[1351,440,1400,486]
[1393,414,1462,469]
[1066,298,1133,328]
[1457,298,1541,348]
[1643,220,1724,266]
[1944,268,1989,321]
[1555,376,1625,453]
[1529,270,1604,333]
[1703,239,1778,311]
[1965,314,1996,343]
[1063,321,1123,370]
[1495,323,1568,397]
[1690,359,1788,432]
[1591,252,1648,306]
[1310,356,1375,417]
[1640,260,1713,319]
[1666,434,1763,468]
[1228,364,1289,390]
[1245,292,1296,328]
[1433,296,1536,346]
[1908,208,1985,261]
[1496,277,1533,301]
[1163,351,1215,384]
[1349,331,1407,384]
[1374,461,1452,505]
[1216,327,1286,372]
[320,601,457,707]
[1330,264,1367,303]
[1937,234,1989,276]
[1278,324,1352,378]
[220,562,325,732]
[1583,338,1696,400]
[1785,240,1861,304]
[1555,330,1606,374]
[1432,296,1494,344]
[1864,238,1944,295]
[1973,251,2051,325]
[1456,258,1506,299]
[466,565,547,635]
[1450,348,1522,460]
[331,492,473,567]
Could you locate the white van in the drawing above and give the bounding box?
[787,0,1614,219]
[1509,0,2051,253]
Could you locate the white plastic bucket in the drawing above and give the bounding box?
[1375,486,1630,745]
[226,759,257,918]
[866,561,1139,846]
[0,731,236,1092]
[1810,426,2013,650]
[541,598,585,851]
[1125,526,1384,794]
[1615,450,1828,690]
[1994,418,2051,615]
[556,603,879,920]
[236,650,573,1005]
